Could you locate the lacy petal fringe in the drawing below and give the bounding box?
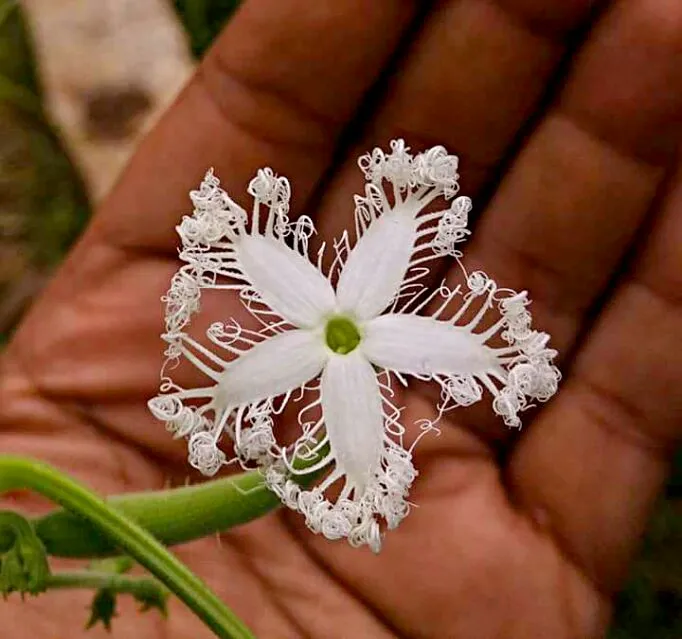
[148,140,561,552]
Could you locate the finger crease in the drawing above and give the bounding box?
[491,0,601,41]
[219,531,314,639]
[281,514,405,638]
[479,232,590,320]
[199,53,342,153]
[557,109,675,171]
[572,375,675,459]
[631,271,682,313]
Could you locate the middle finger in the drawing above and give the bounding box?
[315,0,604,243]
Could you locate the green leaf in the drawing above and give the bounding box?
[86,588,117,631]
[135,582,169,617]
[88,555,135,575]
[0,1,40,94]
[172,0,241,57]
[0,510,49,596]
[87,555,168,622]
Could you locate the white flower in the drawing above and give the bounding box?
[148,140,560,552]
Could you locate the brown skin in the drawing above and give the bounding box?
[1,0,681,637]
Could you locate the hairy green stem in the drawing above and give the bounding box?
[0,456,254,639]
[1,446,327,558]
[31,468,282,558]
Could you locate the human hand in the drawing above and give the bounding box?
[1,0,681,637]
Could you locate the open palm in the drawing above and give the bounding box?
[1,1,681,637]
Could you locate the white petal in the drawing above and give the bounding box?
[321,351,384,493]
[217,329,327,407]
[236,234,336,328]
[336,212,418,320]
[362,314,502,377]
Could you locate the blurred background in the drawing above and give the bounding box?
[0,0,679,635]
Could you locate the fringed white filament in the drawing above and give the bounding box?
[148,139,561,552]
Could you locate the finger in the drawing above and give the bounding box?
[509,161,682,591]
[315,0,603,244]
[90,0,419,252]
[462,0,682,355]
[418,0,682,444]
[0,0,419,457]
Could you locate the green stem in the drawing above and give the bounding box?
[0,456,254,639]
[46,571,163,598]
[1,445,327,559]
[31,467,283,558]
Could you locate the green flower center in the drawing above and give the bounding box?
[325,316,361,355]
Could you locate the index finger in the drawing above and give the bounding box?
[510,161,682,592]
[90,0,419,252]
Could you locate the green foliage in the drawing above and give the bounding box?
[1,456,255,637]
[172,0,241,57]
[86,588,117,631]
[0,510,49,597]
[89,555,135,575]
[85,574,169,632]
[0,1,39,96]
[0,0,91,264]
[610,578,682,639]
[666,448,682,499]
[135,582,169,616]
[610,499,682,637]
[0,0,91,337]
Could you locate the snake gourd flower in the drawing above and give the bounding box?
[148,140,560,553]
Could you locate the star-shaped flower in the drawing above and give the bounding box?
[148,140,560,552]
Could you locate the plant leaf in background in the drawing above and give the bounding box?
[172,0,241,58]
[85,588,118,631]
[0,0,90,338]
[609,497,682,639]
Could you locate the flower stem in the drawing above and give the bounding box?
[31,467,282,558]
[0,455,254,639]
[46,570,163,598]
[1,445,328,559]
